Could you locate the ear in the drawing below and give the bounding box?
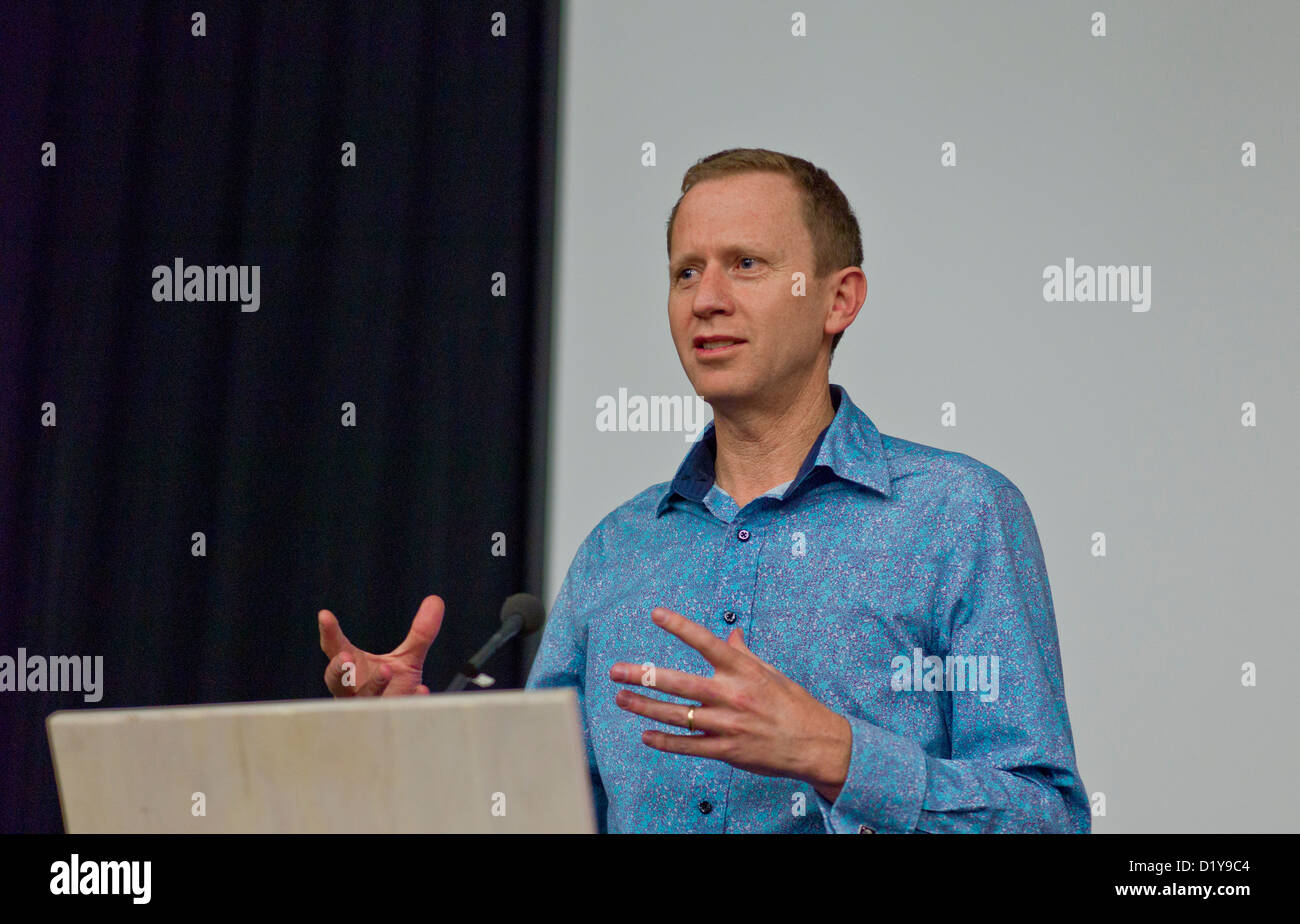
[824,266,867,339]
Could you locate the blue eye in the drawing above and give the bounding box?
[676,258,757,281]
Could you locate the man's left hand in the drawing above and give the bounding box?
[609,606,853,802]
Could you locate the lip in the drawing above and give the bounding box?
[693,336,746,358]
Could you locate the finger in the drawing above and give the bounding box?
[608,661,716,703]
[393,595,445,662]
[640,728,731,760]
[415,684,430,695]
[318,609,355,659]
[650,607,742,670]
[323,650,358,696]
[615,689,718,734]
[355,661,392,697]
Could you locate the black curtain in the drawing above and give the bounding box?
[0,0,560,833]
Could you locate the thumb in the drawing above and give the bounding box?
[394,594,445,662]
[318,609,354,659]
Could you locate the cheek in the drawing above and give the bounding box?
[667,304,691,340]
[771,298,810,339]
[666,316,684,346]
[787,296,824,341]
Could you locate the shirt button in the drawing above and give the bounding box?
[698,800,713,815]
[723,611,737,624]
[736,528,751,541]
[858,824,875,834]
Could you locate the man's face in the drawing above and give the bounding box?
[667,171,831,408]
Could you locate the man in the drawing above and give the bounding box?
[318,148,1090,834]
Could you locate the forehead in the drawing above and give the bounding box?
[671,171,808,251]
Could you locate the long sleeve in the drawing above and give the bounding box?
[525,526,610,832]
[814,481,1090,833]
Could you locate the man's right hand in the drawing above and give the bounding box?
[319,594,445,697]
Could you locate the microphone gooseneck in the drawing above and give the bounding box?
[444,593,546,692]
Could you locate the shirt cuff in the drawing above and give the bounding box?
[813,714,928,833]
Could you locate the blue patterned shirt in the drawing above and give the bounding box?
[526,383,1089,833]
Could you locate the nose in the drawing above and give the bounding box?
[691,261,734,320]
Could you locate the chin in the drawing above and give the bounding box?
[687,370,750,406]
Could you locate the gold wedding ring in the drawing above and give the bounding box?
[686,705,696,733]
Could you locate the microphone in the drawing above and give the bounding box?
[444,593,546,692]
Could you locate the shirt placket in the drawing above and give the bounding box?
[698,511,767,832]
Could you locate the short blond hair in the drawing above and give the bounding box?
[666,148,863,353]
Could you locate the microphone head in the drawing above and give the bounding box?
[500,593,545,635]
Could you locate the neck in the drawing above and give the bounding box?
[711,377,835,510]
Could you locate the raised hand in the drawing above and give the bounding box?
[318,595,445,697]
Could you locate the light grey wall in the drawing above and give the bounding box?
[546,0,1299,832]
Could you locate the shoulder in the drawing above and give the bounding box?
[567,480,675,565]
[879,432,1031,515]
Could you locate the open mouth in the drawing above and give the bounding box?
[693,337,745,356]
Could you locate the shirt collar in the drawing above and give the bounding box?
[655,383,893,516]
